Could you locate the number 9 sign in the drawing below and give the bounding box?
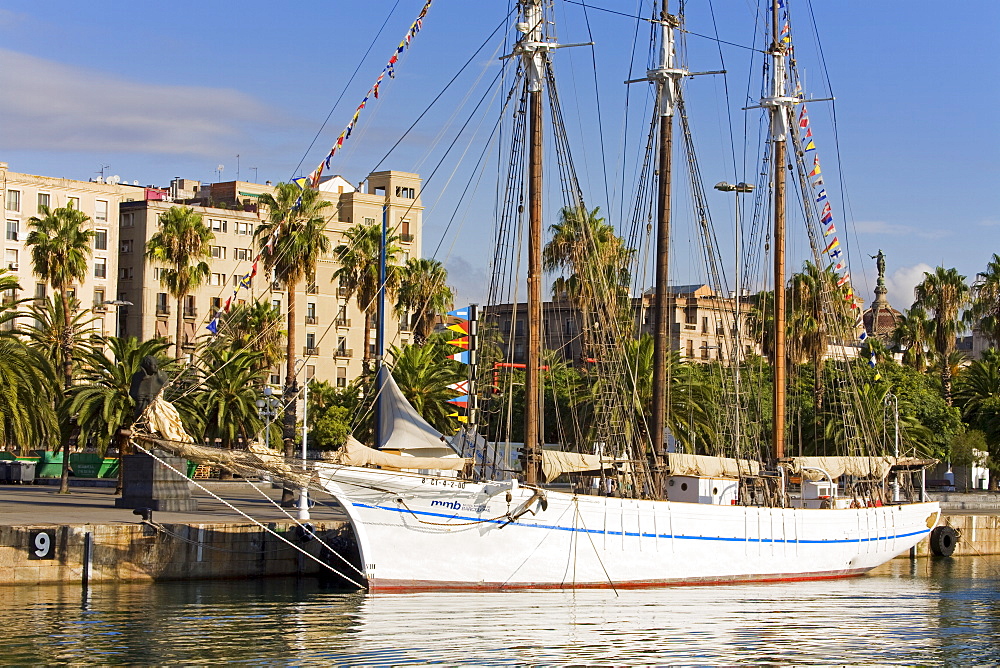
[28,530,56,560]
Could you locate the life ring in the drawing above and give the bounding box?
[929,525,959,557]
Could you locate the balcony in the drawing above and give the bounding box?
[303,346,320,356]
[400,233,414,243]
[305,315,318,325]
[183,308,197,319]
[334,318,351,327]
[92,305,108,313]
[337,286,350,297]
[334,348,353,358]
[156,305,170,316]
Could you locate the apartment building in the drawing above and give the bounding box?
[485,284,753,365]
[117,170,424,387]
[0,162,128,336]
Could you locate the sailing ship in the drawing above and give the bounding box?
[133,0,941,590]
[304,0,941,590]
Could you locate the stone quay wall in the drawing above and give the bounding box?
[0,521,358,586]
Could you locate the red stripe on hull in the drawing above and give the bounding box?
[367,568,872,592]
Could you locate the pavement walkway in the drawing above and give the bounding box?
[0,481,348,526]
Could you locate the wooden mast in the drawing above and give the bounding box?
[765,0,791,460]
[520,0,546,485]
[643,2,688,495]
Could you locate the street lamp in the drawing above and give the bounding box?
[713,182,754,453]
[103,299,133,338]
[256,386,280,451]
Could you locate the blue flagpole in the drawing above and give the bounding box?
[375,201,388,449]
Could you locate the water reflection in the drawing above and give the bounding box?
[2,557,998,665]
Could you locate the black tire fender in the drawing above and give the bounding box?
[929,525,958,557]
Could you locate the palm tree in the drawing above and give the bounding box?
[191,348,265,479]
[145,206,214,359]
[0,270,59,451]
[255,183,331,502]
[892,306,933,372]
[968,254,1000,346]
[388,337,464,433]
[22,296,99,382]
[217,299,286,376]
[69,336,173,455]
[543,205,633,352]
[332,222,401,367]
[787,261,841,414]
[26,202,95,386]
[24,202,96,494]
[913,267,971,404]
[395,258,454,342]
[618,334,716,454]
[954,349,1000,435]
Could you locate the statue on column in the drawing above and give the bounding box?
[870,249,886,283]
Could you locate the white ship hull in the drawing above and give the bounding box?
[316,465,940,591]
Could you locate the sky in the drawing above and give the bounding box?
[2,1,998,312]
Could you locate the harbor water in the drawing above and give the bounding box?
[3,555,998,665]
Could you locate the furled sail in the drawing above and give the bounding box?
[667,453,761,478]
[540,450,616,483]
[783,456,895,481]
[333,436,469,471]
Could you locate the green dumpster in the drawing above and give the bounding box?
[36,451,65,478]
[187,460,198,478]
[100,458,120,478]
[70,453,103,477]
[0,452,15,461]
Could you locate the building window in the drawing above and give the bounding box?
[93,288,105,309]
[68,197,80,210]
[272,299,281,311]
[6,248,19,271]
[210,297,222,311]
[210,219,227,233]
[305,333,316,350]
[5,190,20,212]
[37,193,50,211]
[685,339,694,358]
[702,316,709,334]
[184,295,196,318]
[94,229,108,250]
[270,373,281,386]
[35,283,46,300]
[306,365,315,380]
[120,212,134,227]
[306,282,318,295]
[6,219,18,241]
[120,239,134,253]
[210,273,225,286]
[235,221,253,235]
[234,247,252,261]
[395,186,415,198]
[306,302,317,324]
[95,200,108,222]
[156,293,169,315]
[94,257,107,279]
[210,245,226,259]
[119,266,134,280]
[336,336,348,356]
[336,367,348,388]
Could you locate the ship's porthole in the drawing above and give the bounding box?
[680,482,688,491]
[668,479,675,486]
[713,487,719,495]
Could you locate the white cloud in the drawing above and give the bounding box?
[0,48,279,157]
[855,220,949,240]
[884,263,933,310]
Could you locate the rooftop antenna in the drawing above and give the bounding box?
[250,167,258,183]
[97,164,110,181]
[236,154,240,182]
[216,164,224,183]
